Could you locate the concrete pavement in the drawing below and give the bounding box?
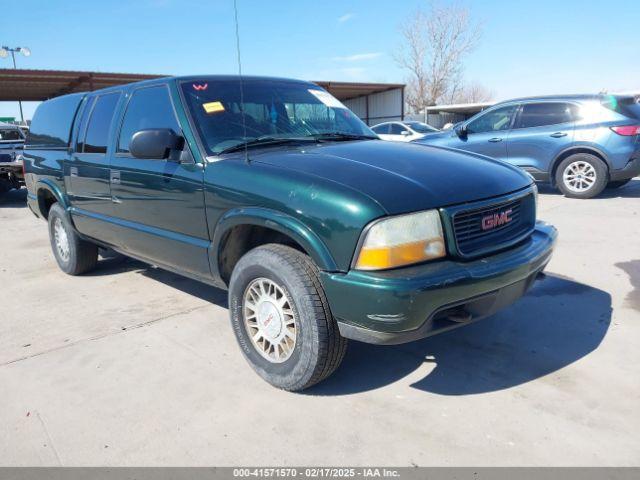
[1,181,638,466]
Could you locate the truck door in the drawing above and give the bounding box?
[108,84,210,278]
[66,91,122,241]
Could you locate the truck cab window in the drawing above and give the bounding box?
[118,86,180,154]
[82,92,121,154]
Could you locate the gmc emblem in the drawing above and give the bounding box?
[481,209,513,230]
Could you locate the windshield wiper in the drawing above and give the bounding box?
[219,136,316,154]
[311,132,378,141]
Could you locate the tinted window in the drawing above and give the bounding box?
[0,128,23,141]
[516,103,574,128]
[601,95,640,120]
[82,93,120,154]
[466,105,516,134]
[74,97,93,152]
[389,123,408,135]
[371,124,389,134]
[405,121,438,133]
[118,86,179,153]
[27,94,83,148]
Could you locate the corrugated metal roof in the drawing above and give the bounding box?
[0,69,164,101]
[0,68,404,102]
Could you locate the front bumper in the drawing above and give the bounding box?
[320,222,557,345]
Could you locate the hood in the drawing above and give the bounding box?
[250,140,532,214]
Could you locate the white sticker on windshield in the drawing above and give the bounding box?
[308,89,347,109]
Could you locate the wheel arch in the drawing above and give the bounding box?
[550,146,610,186]
[211,207,338,285]
[35,179,68,219]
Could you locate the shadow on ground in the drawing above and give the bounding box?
[538,178,640,199]
[89,256,228,308]
[83,251,612,397]
[0,188,27,208]
[309,274,612,396]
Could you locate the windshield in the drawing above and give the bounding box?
[0,128,24,142]
[180,79,375,155]
[405,121,438,133]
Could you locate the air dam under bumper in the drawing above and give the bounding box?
[320,221,557,345]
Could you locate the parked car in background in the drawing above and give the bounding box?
[372,121,438,142]
[18,125,30,137]
[0,122,26,195]
[23,75,556,390]
[414,94,640,199]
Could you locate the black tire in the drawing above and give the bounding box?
[606,179,632,189]
[0,178,11,195]
[555,153,608,199]
[48,203,98,275]
[228,244,347,391]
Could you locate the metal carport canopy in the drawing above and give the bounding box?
[0,68,404,102]
[0,69,163,101]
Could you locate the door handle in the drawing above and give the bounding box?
[69,167,78,178]
[488,137,502,143]
[550,132,567,138]
[110,170,121,185]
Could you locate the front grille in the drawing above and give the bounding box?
[0,153,13,163]
[451,192,536,257]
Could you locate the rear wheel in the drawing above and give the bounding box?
[555,153,608,199]
[228,244,347,391]
[606,179,631,189]
[48,203,98,275]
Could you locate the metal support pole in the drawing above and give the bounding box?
[9,50,24,124]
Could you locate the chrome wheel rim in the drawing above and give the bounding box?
[563,161,596,193]
[53,218,70,262]
[243,278,296,363]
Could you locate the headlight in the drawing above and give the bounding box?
[532,182,539,211]
[355,209,446,270]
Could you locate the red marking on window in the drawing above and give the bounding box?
[193,83,208,91]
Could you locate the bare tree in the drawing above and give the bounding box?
[447,81,493,104]
[395,1,482,112]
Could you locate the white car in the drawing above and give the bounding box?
[371,121,439,142]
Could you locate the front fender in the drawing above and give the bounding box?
[210,207,339,278]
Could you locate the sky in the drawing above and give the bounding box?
[1,0,639,120]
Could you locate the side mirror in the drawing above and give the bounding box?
[130,129,183,160]
[455,125,467,138]
[400,130,411,136]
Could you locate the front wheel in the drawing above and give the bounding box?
[555,153,608,199]
[228,244,347,391]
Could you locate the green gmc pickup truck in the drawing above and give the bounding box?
[23,76,557,391]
